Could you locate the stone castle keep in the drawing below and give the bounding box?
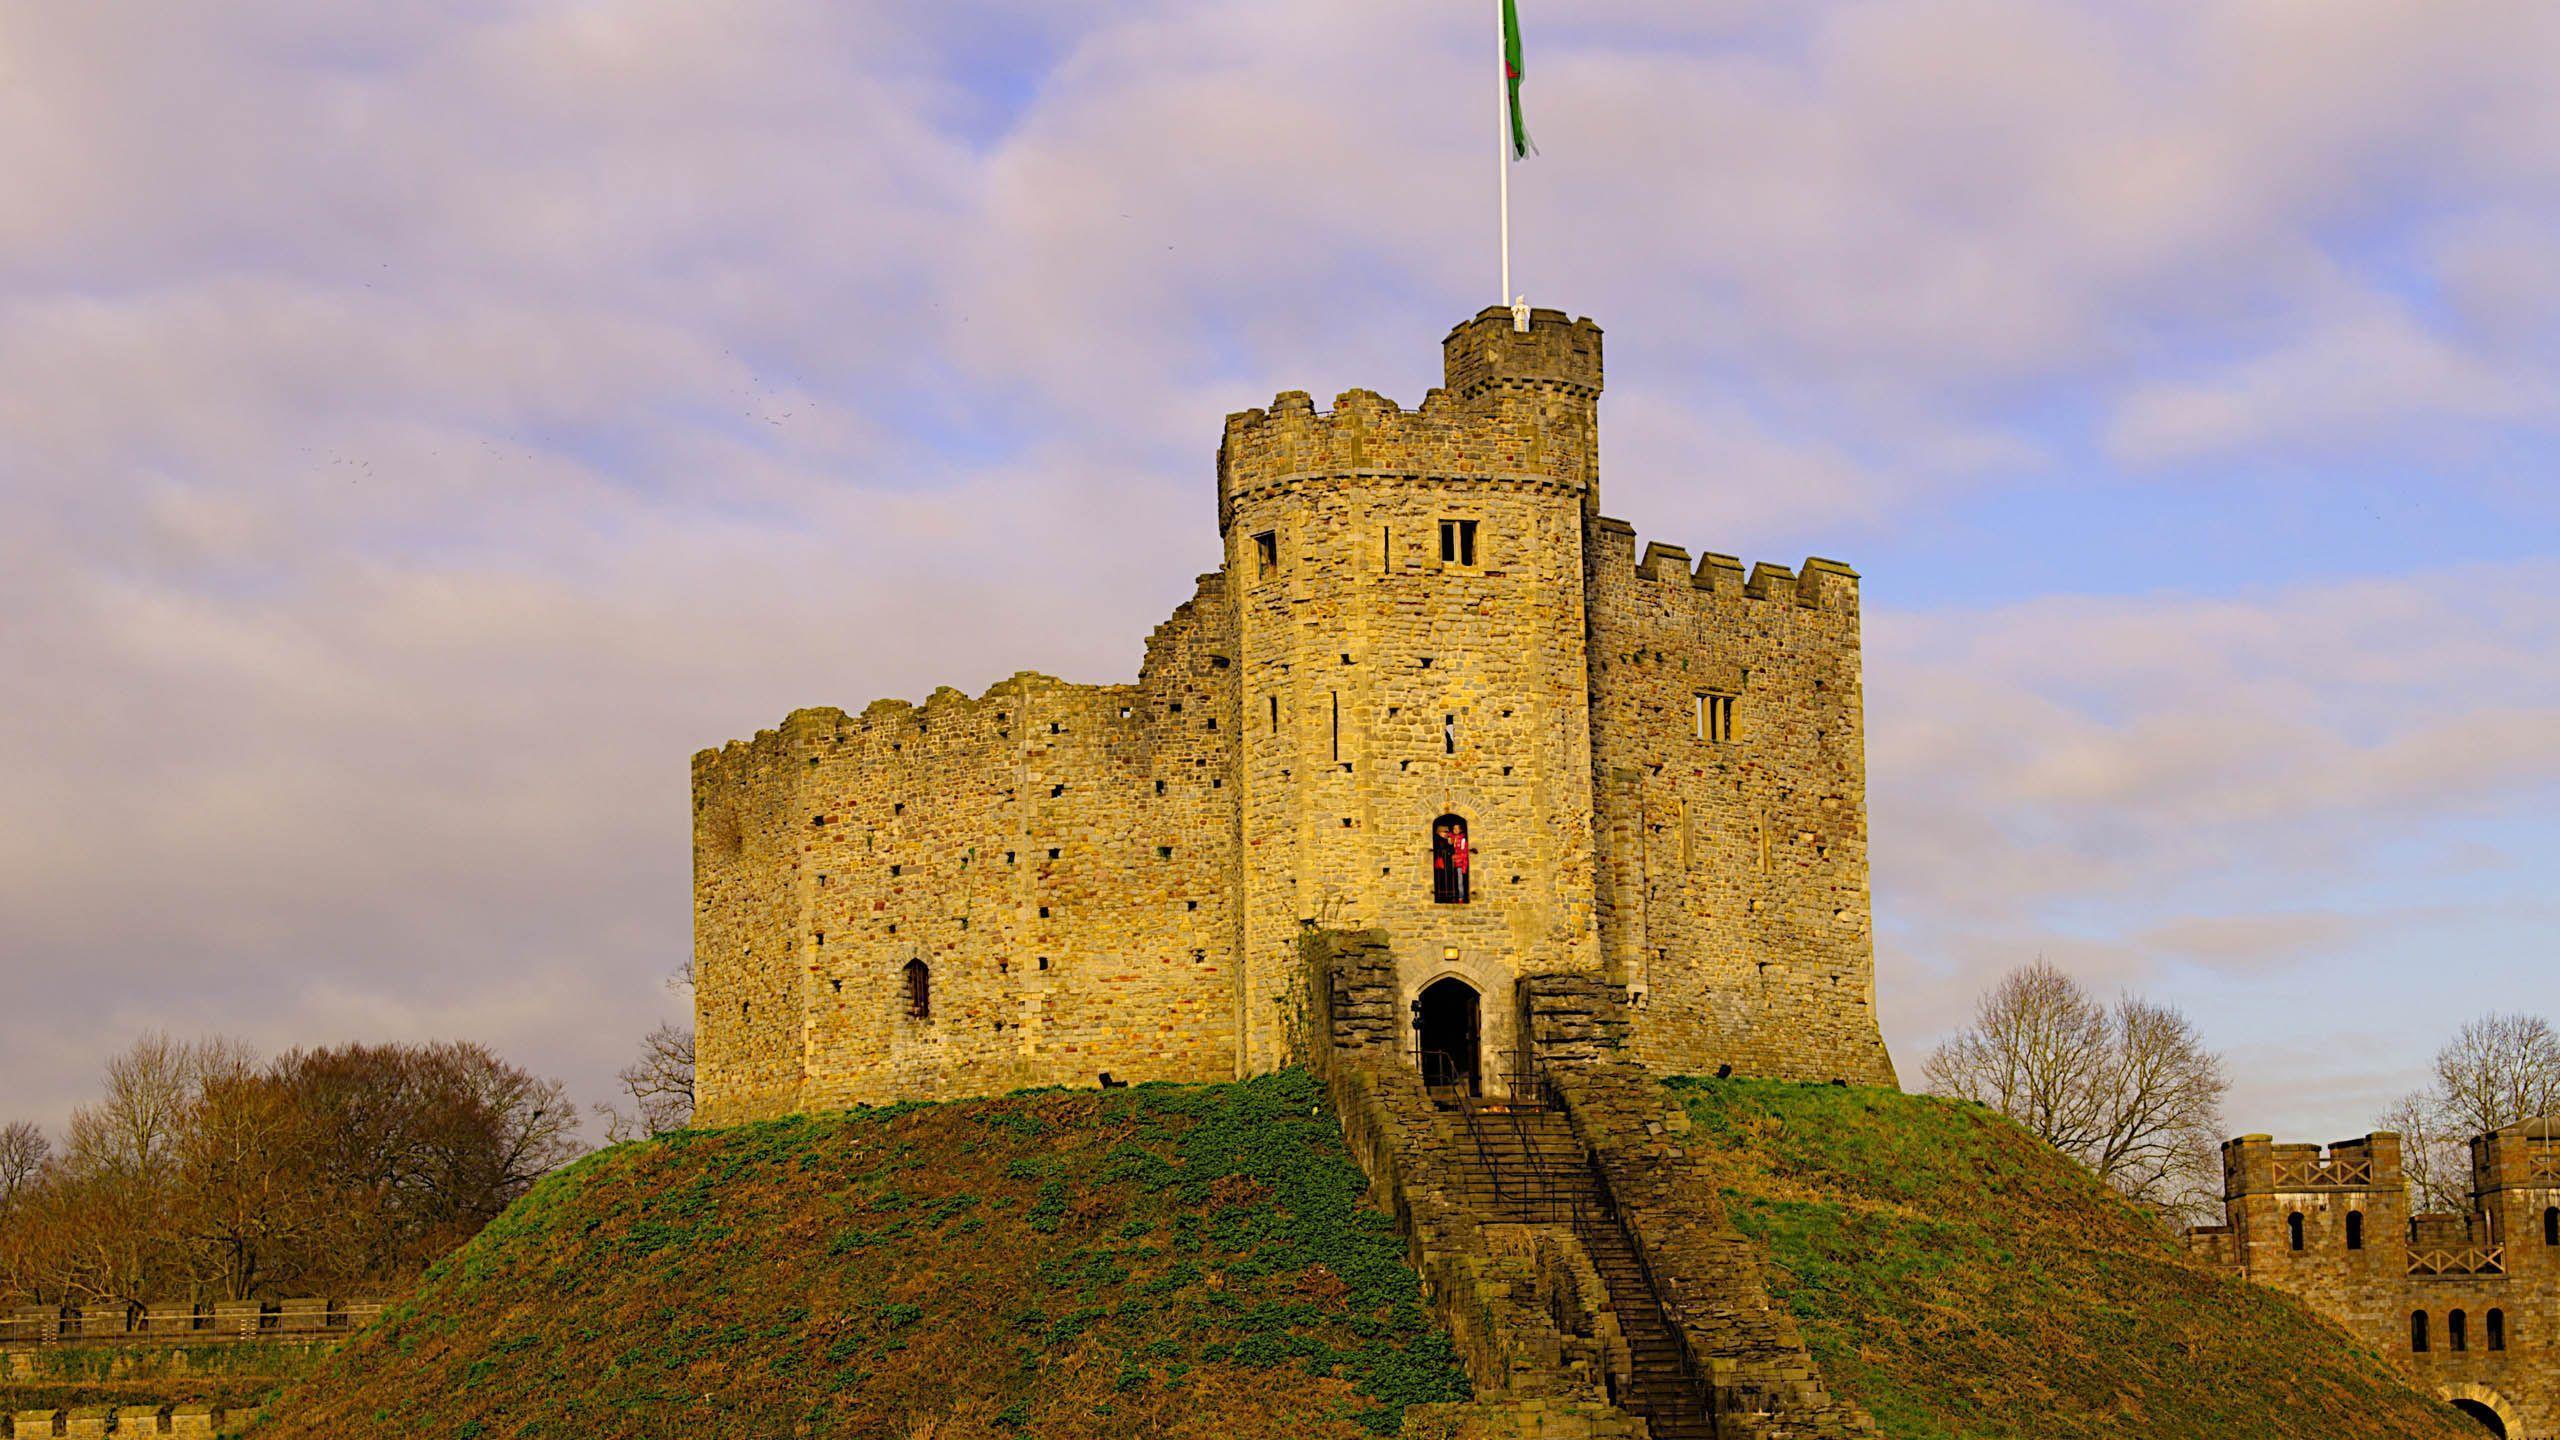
[691,306,1896,1124]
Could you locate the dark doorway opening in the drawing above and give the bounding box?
[2452,1399,2506,1437]
[1416,977,1481,1099]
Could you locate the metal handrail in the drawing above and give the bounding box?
[1571,1133,1718,1433]
[1492,1061,1719,1435]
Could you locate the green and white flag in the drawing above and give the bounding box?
[1503,0,1535,159]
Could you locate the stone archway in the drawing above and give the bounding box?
[1415,976,1482,1099]
[2440,1382,2519,1438]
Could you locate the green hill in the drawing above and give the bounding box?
[249,1072,1467,1440]
[1668,1077,2477,1440]
[243,1066,2482,1440]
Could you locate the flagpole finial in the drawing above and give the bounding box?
[1510,296,1531,333]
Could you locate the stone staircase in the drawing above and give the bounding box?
[1447,1098,1716,1440]
[1301,929,1880,1440]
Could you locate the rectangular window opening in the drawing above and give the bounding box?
[1253,530,1279,576]
[1330,692,1340,762]
[1269,694,1280,733]
[1700,692,1738,744]
[1438,518,1478,567]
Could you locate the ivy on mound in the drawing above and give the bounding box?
[251,1071,1466,1440]
[1670,1077,2479,1440]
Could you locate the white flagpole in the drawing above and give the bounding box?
[1497,0,1511,309]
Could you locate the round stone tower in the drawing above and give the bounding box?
[1215,307,1607,1083]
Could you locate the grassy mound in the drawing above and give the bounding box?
[1671,1077,2476,1440]
[249,1071,1465,1440]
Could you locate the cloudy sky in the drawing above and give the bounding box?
[1,0,2553,1145]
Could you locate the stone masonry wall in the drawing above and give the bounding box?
[1218,308,1606,1079]
[692,305,1901,1122]
[692,580,1241,1121]
[691,726,814,1125]
[4,1406,241,1438]
[2190,1127,2560,1438]
[1585,523,1895,1087]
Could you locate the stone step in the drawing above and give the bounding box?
[1433,1104,1719,1434]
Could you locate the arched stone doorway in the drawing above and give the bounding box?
[1415,976,1482,1099]
[2441,1383,2518,1437]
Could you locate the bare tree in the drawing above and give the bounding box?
[599,1024,696,1143]
[63,1034,207,1179]
[1925,961,2228,1220]
[175,1068,325,1300]
[2377,1013,2560,1214]
[596,963,696,1142]
[2,1034,584,1307]
[0,1122,48,1204]
[272,1039,583,1283]
[2432,1014,2560,1136]
[2378,1091,2468,1215]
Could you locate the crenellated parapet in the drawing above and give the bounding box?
[2219,1132,2403,1198]
[1216,309,1603,534]
[1591,517,1861,617]
[2,1297,384,1346]
[2470,1116,2560,1195]
[3,1407,245,1438]
[1441,305,1603,399]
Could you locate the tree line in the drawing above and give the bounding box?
[0,1035,581,1306]
[1926,960,2560,1226]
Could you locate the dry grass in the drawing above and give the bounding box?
[248,1071,1465,1440]
[1672,1077,2481,1440]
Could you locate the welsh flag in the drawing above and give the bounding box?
[1503,0,1535,159]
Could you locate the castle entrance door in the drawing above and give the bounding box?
[2451,1400,2506,1437]
[1416,978,1481,1099]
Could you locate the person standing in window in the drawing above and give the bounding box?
[1450,822,1470,902]
[1433,822,1456,903]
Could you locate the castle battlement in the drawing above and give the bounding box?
[1593,519,1861,616]
[3,1407,244,1438]
[1217,309,1603,532]
[2220,1131,2404,1197]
